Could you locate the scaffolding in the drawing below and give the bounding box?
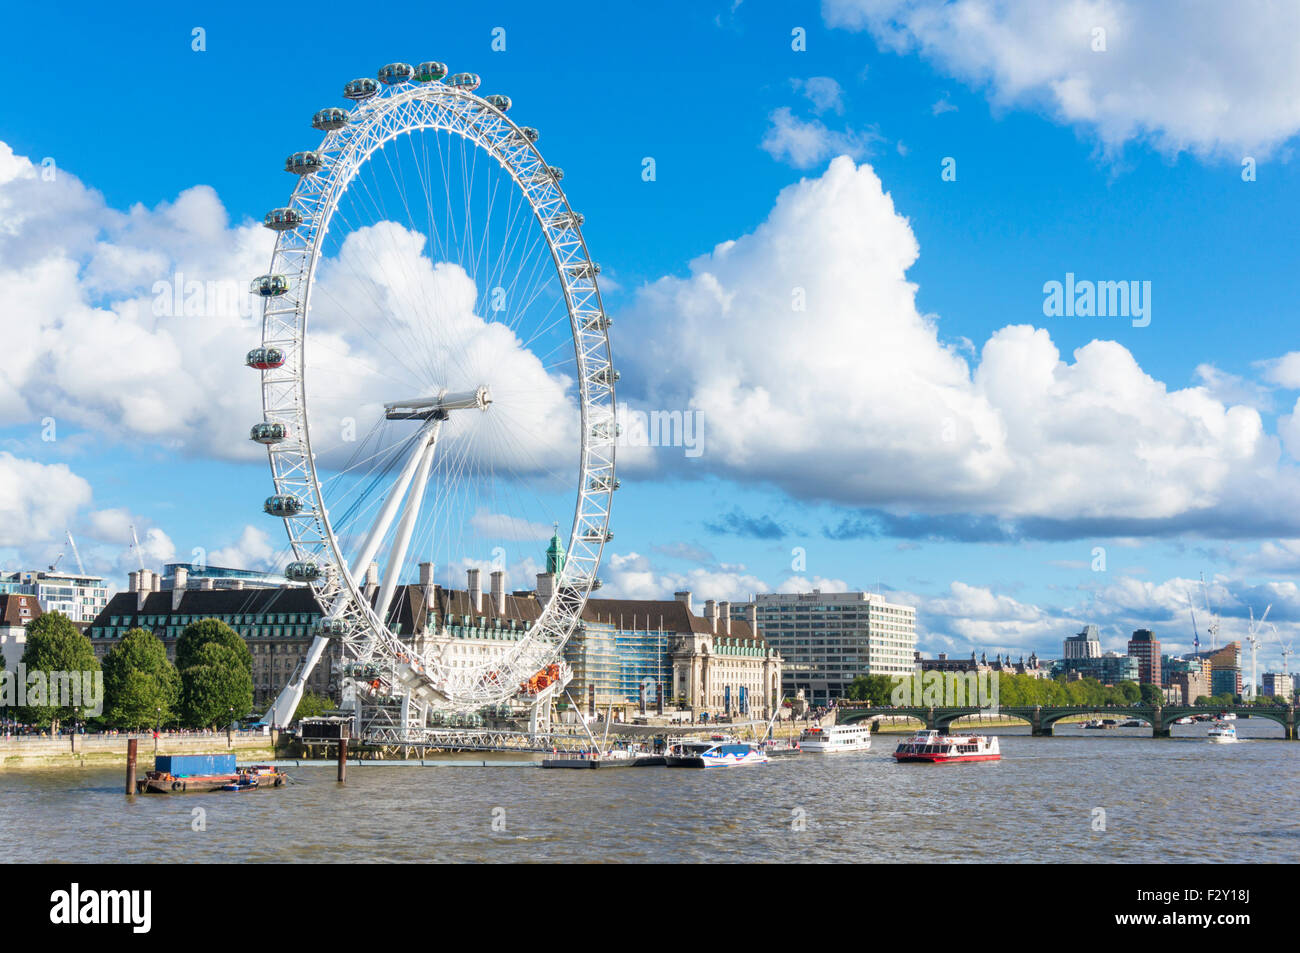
[565,616,671,708]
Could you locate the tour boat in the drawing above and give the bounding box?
[797,723,872,753]
[665,739,769,768]
[893,729,1001,764]
[1206,722,1238,743]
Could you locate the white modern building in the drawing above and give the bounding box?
[1064,624,1103,660]
[1262,672,1294,700]
[0,570,109,624]
[731,590,917,705]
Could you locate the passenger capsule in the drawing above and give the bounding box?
[285,561,323,583]
[378,62,414,85]
[263,207,304,231]
[484,94,512,112]
[582,313,611,331]
[508,126,540,144]
[414,61,448,83]
[264,494,304,518]
[446,72,481,91]
[343,77,380,101]
[246,346,286,370]
[250,274,290,297]
[588,476,621,491]
[315,617,347,636]
[249,422,288,445]
[548,209,584,229]
[593,367,619,384]
[565,261,600,279]
[312,107,349,131]
[285,151,323,175]
[528,166,562,185]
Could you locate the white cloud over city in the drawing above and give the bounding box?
[822,0,1300,159]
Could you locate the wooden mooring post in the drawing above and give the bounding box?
[125,738,138,795]
[337,737,348,784]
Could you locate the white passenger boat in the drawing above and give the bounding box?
[665,739,769,768]
[798,723,872,753]
[893,729,1001,764]
[1207,721,1237,743]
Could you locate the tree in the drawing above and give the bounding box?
[180,642,253,728]
[175,619,252,674]
[1137,683,1162,705]
[102,628,180,730]
[17,612,100,731]
[293,691,334,722]
[845,674,899,705]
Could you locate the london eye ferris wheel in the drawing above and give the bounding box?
[246,61,617,726]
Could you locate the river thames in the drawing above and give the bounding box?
[4,723,1297,863]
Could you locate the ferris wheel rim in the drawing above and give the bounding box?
[254,71,617,709]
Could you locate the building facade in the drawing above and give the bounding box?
[733,590,916,705]
[0,570,108,624]
[1126,629,1162,686]
[1059,652,1139,685]
[1064,625,1103,660]
[1261,672,1294,700]
[0,593,42,669]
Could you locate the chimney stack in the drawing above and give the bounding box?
[674,591,692,613]
[704,599,717,633]
[420,562,437,611]
[536,572,554,602]
[364,562,379,601]
[746,603,757,627]
[468,568,483,615]
[233,579,244,590]
[200,577,214,590]
[128,571,139,593]
[490,570,505,616]
[150,571,161,592]
[171,566,188,611]
[719,601,731,635]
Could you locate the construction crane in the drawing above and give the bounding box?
[1186,589,1201,656]
[66,531,85,575]
[1199,572,1219,651]
[1245,604,1271,699]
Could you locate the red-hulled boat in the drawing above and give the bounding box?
[893,729,1001,764]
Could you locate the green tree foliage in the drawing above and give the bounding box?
[844,674,899,704]
[292,691,334,722]
[1138,682,1164,705]
[17,612,101,729]
[175,619,252,674]
[101,628,180,729]
[180,641,253,728]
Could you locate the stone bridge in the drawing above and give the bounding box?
[837,704,1298,738]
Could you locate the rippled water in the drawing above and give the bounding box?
[5,722,1297,863]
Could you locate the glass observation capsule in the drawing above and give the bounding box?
[343,77,379,101]
[249,422,288,445]
[566,261,600,279]
[508,126,539,144]
[446,72,481,91]
[246,346,286,370]
[588,476,621,491]
[250,274,289,297]
[285,561,323,583]
[264,494,304,518]
[484,94,511,112]
[548,210,584,229]
[414,61,447,82]
[593,367,619,384]
[263,207,303,231]
[378,62,414,85]
[315,617,347,636]
[285,152,323,175]
[312,107,349,131]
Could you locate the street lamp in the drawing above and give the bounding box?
[154,707,160,755]
[227,706,233,745]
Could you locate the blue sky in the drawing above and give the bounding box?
[4,0,1300,674]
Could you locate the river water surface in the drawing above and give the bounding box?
[4,722,1297,863]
